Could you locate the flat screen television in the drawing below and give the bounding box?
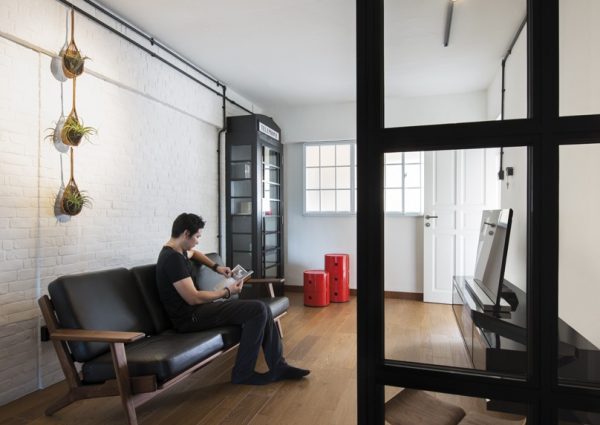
[472,208,513,309]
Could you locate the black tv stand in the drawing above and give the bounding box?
[453,276,600,423]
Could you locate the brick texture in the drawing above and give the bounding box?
[0,0,263,405]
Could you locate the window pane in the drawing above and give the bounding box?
[336,166,351,189]
[306,168,319,189]
[385,188,402,212]
[405,151,422,164]
[559,143,600,389]
[385,147,528,379]
[321,167,336,189]
[559,408,600,424]
[386,152,403,164]
[306,190,320,212]
[559,0,600,116]
[336,190,351,212]
[336,144,351,166]
[385,387,528,424]
[321,190,335,211]
[404,188,421,213]
[321,145,336,166]
[404,164,421,187]
[384,1,527,127]
[306,145,320,167]
[385,164,403,188]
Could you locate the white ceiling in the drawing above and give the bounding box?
[95,0,526,110]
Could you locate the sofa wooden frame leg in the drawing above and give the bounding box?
[111,342,138,425]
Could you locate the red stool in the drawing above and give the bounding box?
[303,270,329,307]
[325,254,350,303]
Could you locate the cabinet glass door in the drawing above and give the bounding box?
[262,146,281,278]
[230,145,253,270]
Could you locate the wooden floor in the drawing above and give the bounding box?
[0,294,523,425]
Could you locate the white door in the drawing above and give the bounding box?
[423,149,500,304]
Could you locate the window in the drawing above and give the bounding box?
[304,142,356,213]
[384,152,424,214]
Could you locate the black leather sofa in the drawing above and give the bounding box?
[38,253,288,425]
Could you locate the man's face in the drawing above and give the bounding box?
[183,229,202,250]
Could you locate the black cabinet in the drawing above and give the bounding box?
[226,115,284,296]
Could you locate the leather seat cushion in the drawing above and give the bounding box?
[130,264,173,334]
[385,389,466,425]
[48,268,156,363]
[260,296,289,318]
[82,330,227,384]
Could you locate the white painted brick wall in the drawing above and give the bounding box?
[0,0,265,405]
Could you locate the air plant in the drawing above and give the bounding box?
[60,185,92,216]
[60,114,96,146]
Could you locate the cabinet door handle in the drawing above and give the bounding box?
[425,215,438,220]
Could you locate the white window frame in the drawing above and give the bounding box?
[303,141,357,215]
[384,152,424,216]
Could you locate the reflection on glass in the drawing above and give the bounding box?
[231,180,251,197]
[384,147,528,377]
[384,387,527,424]
[559,408,600,425]
[232,234,252,252]
[231,145,251,161]
[231,162,251,179]
[232,216,251,233]
[559,144,600,389]
[384,1,527,127]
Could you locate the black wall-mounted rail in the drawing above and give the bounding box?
[54,0,254,116]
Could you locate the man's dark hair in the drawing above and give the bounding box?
[171,213,206,238]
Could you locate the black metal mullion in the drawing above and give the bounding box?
[357,0,385,422]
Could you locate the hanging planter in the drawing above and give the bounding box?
[60,148,92,216]
[62,9,88,79]
[60,78,96,147]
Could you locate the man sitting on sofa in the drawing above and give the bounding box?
[156,212,309,385]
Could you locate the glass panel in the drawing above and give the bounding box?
[232,234,252,252]
[267,200,279,216]
[264,265,279,278]
[232,216,251,233]
[559,144,600,389]
[266,168,280,184]
[321,167,336,189]
[559,0,600,117]
[321,145,336,166]
[559,408,600,424]
[231,145,251,161]
[385,147,527,378]
[231,180,251,197]
[386,152,403,164]
[384,387,528,424]
[264,249,279,263]
[231,198,252,215]
[264,146,279,167]
[306,168,319,189]
[264,233,279,249]
[231,162,252,179]
[405,151,422,164]
[404,164,421,187]
[385,188,402,212]
[306,145,320,167]
[384,1,527,127]
[404,188,421,213]
[321,190,335,211]
[264,183,279,200]
[336,166,351,189]
[336,144,351,166]
[336,190,351,212]
[306,190,320,212]
[264,217,279,232]
[232,252,252,270]
[386,164,403,188]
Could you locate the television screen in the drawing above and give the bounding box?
[473,209,513,305]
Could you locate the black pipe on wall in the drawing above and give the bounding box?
[54,0,255,115]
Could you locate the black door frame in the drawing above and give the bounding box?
[356,0,600,423]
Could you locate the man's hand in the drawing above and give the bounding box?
[227,279,244,295]
[216,265,232,277]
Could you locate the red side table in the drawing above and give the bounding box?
[303,270,330,307]
[325,253,350,303]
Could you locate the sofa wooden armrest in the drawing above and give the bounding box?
[50,329,145,343]
[246,278,285,285]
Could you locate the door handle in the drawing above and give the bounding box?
[425,215,438,220]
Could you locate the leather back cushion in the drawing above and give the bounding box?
[193,253,239,300]
[48,268,155,363]
[130,264,173,334]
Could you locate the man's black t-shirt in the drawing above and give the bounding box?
[156,246,196,329]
